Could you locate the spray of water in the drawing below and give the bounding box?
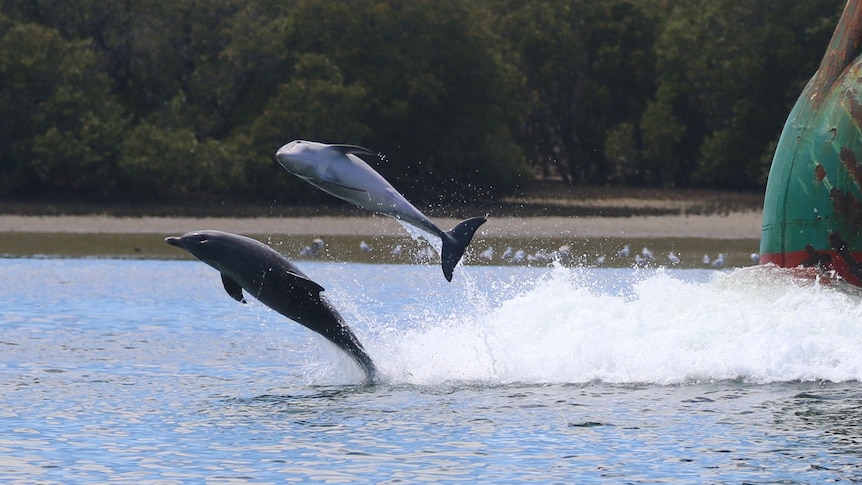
[340,264,862,386]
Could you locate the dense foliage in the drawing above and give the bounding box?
[0,0,845,203]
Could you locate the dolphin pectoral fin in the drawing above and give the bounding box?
[317,166,371,198]
[221,274,247,303]
[318,178,369,196]
[441,216,488,282]
[329,144,378,158]
[284,271,327,295]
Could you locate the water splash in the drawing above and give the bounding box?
[360,265,862,386]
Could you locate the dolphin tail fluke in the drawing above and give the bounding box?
[441,216,488,282]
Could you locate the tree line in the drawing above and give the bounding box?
[0,0,845,204]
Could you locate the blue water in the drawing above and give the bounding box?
[2,258,862,482]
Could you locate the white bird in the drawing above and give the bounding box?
[532,250,550,263]
[300,238,326,256]
[554,245,572,265]
[390,244,402,256]
[668,251,681,265]
[750,253,760,264]
[480,247,494,260]
[502,246,514,259]
[642,247,654,260]
[511,249,525,263]
[415,246,437,261]
[596,255,607,265]
[359,240,372,252]
[711,253,726,267]
[702,254,711,265]
[617,245,630,258]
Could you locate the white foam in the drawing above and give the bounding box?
[370,265,862,386]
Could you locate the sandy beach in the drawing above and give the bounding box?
[0,211,762,239]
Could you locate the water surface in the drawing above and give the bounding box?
[2,259,861,482]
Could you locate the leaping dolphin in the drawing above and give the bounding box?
[165,230,376,382]
[275,140,487,282]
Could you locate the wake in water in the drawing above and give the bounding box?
[319,264,862,386]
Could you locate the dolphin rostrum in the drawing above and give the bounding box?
[165,230,376,382]
[275,140,487,282]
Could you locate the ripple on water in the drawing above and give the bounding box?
[1,260,862,482]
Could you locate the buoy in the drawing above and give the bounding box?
[760,0,862,286]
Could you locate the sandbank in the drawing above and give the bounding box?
[0,212,762,240]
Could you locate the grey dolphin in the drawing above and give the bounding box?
[165,230,376,382]
[275,140,487,282]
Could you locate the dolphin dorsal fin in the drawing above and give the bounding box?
[221,274,247,303]
[329,144,378,158]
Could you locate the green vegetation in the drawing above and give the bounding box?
[0,0,844,204]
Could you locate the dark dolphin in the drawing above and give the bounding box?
[275,140,487,282]
[165,230,376,382]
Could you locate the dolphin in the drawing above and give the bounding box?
[165,230,376,382]
[275,140,487,282]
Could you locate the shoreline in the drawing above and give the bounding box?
[0,212,762,240]
[0,212,763,268]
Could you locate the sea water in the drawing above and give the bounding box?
[1,258,861,483]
